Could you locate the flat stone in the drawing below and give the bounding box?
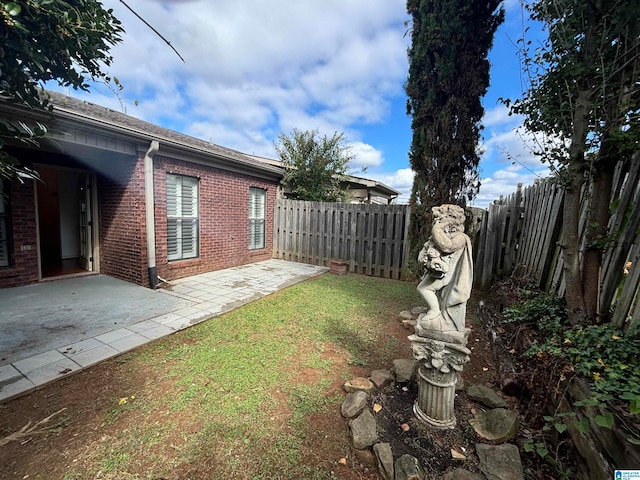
[370,369,394,389]
[344,377,374,394]
[399,310,414,320]
[467,384,508,408]
[67,344,119,368]
[341,391,369,418]
[470,408,519,444]
[394,454,425,480]
[12,350,66,373]
[442,468,483,480]
[353,447,376,467]
[349,408,378,449]
[373,442,394,480]
[22,357,79,387]
[0,370,35,402]
[392,359,416,383]
[476,443,524,480]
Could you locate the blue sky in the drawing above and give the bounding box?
[55,0,549,207]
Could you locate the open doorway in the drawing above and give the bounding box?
[36,165,95,278]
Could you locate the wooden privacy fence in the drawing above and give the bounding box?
[474,153,640,329]
[475,179,564,291]
[273,199,411,279]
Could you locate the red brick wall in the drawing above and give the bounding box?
[0,153,278,289]
[97,156,149,286]
[0,181,39,287]
[153,157,276,281]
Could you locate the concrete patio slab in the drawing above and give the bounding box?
[0,259,327,402]
[0,275,193,365]
[63,344,119,368]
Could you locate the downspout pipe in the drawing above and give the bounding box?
[144,140,160,288]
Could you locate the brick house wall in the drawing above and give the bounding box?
[0,181,39,287]
[153,156,276,281]
[0,154,278,289]
[97,155,149,286]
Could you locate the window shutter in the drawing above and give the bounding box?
[181,218,197,258]
[181,178,198,217]
[248,188,266,250]
[167,218,180,261]
[166,174,199,261]
[166,174,179,217]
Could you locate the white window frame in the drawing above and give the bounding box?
[166,174,199,261]
[248,187,266,250]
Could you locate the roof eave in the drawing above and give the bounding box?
[0,97,284,181]
[50,107,284,180]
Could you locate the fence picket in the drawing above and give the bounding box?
[273,200,411,279]
[602,159,640,286]
[502,186,523,273]
[474,152,640,330]
[611,241,640,328]
[542,189,564,291]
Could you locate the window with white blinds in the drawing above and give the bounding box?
[166,174,199,261]
[0,182,9,267]
[248,187,266,250]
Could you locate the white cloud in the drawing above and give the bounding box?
[482,105,518,129]
[350,142,384,170]
[481,106,538,168]
[476,102,554,208]
[476,127,552,208]
[503,0,525,15]
[46,0,562,213]
[87,0,410,167]
[483,128,540,168]
[186,121,275,157]
[369,168,415,203]
[473,165,548,208]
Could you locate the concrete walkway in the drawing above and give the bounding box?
[0,259,327,402]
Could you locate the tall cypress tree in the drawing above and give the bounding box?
[405,0,503,270]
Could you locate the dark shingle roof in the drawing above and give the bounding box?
[44,90,283,177]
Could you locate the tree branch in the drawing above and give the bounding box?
[0,408,67,446]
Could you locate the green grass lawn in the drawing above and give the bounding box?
[64,273,420,480]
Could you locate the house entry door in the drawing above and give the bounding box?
[78,173,93,271]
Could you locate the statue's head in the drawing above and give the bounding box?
[432,204,466,233]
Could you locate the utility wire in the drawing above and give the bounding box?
[118,0,186,63]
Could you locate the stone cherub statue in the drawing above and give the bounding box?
[415,204,473,344]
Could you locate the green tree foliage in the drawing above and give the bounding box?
[275,128,354,202]
[0,0,124,180]
[507,0,640,324]
[405,0,504,270]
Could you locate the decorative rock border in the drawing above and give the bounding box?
[340,365,524,479]
[339,310,526,479]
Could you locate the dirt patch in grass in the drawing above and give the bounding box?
[0,355,384,480]
[0,274,502,480]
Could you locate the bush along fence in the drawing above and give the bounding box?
[474,154,640,332]
[273,199,411,279]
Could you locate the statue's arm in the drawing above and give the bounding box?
[417,243,429,264]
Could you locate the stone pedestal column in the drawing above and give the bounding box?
[409,334,471,429]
